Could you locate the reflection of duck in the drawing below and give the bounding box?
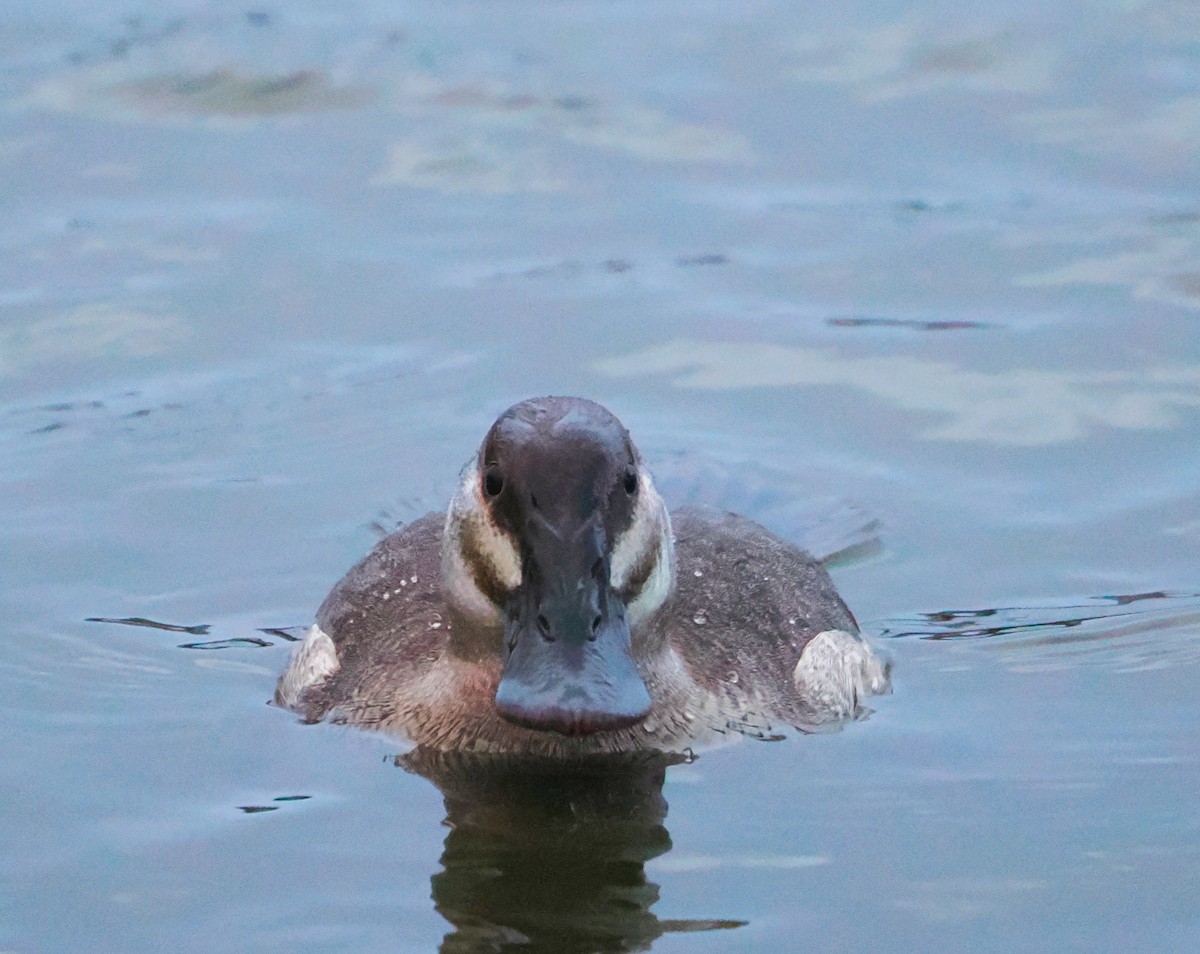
[403,749,744,953]
[276,396,889,754]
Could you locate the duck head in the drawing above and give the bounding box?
[443,397,673,736]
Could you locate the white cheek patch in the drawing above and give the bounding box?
[610,473,663,588]
[442,462,521,620]
[611,474,673,623]
[625,528,672,623]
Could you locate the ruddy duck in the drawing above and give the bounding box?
[276,396,889,755]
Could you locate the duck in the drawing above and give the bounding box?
[275,396,889,756]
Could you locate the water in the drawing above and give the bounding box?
[2,1,1198,951]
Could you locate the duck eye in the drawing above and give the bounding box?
[623,468,638,495]
[483,466,504,498]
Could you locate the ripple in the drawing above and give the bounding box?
[648,451,880,564]
[86,616,209,635]
[879,591,1200,671]
[237,795,312,814]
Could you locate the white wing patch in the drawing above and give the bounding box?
[793,629,891,717]
[275,624,339,710]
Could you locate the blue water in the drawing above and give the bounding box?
[2,2,1198,951]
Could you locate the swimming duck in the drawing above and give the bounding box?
[276,396,889,755]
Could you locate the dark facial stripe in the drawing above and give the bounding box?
[616,532,661,605]
[459,516,515,608]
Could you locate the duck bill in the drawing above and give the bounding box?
[494,519,652,736]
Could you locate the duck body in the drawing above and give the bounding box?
[276,397,889,756]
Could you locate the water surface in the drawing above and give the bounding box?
[2,2,1198,951]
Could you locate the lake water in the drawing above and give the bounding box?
[2,2,1198,951]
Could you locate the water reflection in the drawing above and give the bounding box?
[596,339,1200,446]
[400,749,745,954]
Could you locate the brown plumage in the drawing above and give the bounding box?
[276,397,889,755]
